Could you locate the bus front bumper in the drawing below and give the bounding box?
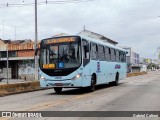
[40,78,84,88]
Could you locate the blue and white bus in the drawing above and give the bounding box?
[38,35,127,93]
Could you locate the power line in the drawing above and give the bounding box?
[0,0,95,8]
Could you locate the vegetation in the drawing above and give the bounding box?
[147,63,159,69]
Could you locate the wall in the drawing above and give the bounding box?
[8,43,34,51]
[131,52,140,64]
[18,60,35,81]
[17,50,34,57]
[2,68,12,79]
[0,40,40,80]
[132,66,141,73]
[0,40,7,51]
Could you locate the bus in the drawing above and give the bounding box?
[37,35,127,93]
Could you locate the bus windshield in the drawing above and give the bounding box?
[39,37,81,69]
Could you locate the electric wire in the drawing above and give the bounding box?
[0,0,95,8]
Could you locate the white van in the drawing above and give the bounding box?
[140,64,147,72]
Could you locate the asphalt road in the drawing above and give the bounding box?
[0,71,160,120]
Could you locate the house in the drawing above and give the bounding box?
[0,39,36,80]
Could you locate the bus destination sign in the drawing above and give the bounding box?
[45,37,76,44]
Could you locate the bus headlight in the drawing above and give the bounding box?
[40,76,46,80]
[72,73,82,80]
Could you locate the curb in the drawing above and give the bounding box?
[0,81,42,97]
[0,72,147,96]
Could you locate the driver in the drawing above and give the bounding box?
[61,47,76,63]
[68,48,76,61]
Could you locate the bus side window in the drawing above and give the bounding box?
[120,51,123,62]
[90,42,98,60]
[82,39,90,66]
[120,51,126,63]
[116,50,120,62]
[98,45,105,61]
[105,47,111,61]
[123,52,126,63]
[111,48,116,62]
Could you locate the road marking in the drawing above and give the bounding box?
[25,93,93,111]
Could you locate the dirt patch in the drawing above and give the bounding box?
[127,72,147,77]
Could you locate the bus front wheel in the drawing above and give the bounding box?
[54,87,62,93]
[88,76,96,92]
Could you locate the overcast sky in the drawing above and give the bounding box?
[0,0,160,59]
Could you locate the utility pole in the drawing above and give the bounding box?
[2,20,4,40]
[2,20,9,84]
[34,0,38,80]
[7,43,9,84]
[15,26,17,40]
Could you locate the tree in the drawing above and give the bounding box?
[147,63,156,69]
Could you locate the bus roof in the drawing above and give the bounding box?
[78,35,126,52]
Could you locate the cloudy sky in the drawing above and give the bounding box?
[0,0,160,59]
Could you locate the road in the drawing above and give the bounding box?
[0,71,160,120]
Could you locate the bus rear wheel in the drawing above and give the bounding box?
[113,73,119,86]
[88,76,96,92]
[54,87,62,93]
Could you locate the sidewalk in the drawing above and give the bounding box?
[0,79,33,84]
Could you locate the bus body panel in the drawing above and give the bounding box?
[83,60,127,85]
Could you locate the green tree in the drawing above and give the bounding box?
[147,63,156,69]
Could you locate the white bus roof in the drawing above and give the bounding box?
[78,35,126,52]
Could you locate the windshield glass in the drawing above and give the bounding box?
[39,37,81,69]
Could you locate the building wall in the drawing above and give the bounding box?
[0,40,37,80]
[17,50,34,57]
[1,68,12,79]
[18,60,35,80]
[131,51,139,64]
[0,40,7,51]
[123,47,140,65]
[8,43,34,51]
[121,47,140,73]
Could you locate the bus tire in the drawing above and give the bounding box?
[88,76,96,92]
[113,73,119,86]
[54,87,62,93]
